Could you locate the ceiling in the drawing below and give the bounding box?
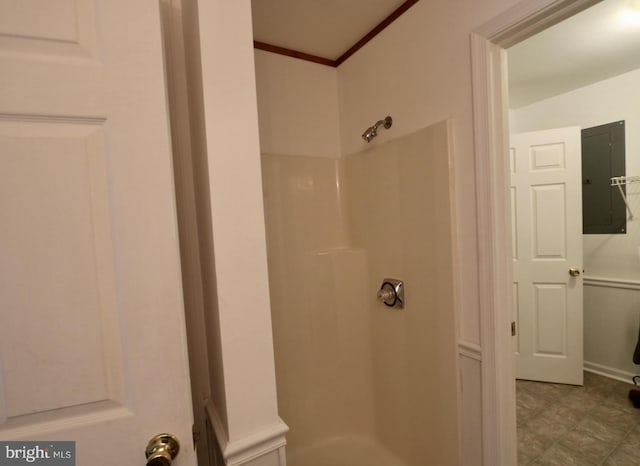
[508,0,640,108]
[251,0,640,108]
[251,0,407,60]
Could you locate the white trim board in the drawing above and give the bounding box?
[584,361,636,386]
[205,400,289,466]
[458,340,483,361]
[584,276,640,291]
[470,1,601,465]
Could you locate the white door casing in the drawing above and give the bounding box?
[511,127,583,385]
[471,2,598,465]
[0,1,194,464]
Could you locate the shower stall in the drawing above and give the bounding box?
[259,102,461,464]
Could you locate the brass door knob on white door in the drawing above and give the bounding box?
[145,433,180,466]
[569,268,581,277]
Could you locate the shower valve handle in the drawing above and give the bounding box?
[377,279,404,309]
[377,287,395,302]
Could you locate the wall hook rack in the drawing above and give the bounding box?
[611,175,640,220]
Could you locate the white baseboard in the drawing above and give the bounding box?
[205,400,289,466]
[458,340,482,361]
[583,360,636,385]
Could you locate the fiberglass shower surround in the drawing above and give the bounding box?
[262,120,460,466]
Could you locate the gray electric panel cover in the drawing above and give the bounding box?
[582,121,626,234]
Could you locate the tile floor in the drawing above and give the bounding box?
[517,372,640,465]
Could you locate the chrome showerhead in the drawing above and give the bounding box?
[362,116,392,143]
[362,126,377,142]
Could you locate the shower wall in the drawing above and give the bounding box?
[345,121,460,465]
[261,154,374,450]
[260,121,460,465]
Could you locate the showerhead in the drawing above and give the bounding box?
[362,116,392,143]
[362,126,377,143]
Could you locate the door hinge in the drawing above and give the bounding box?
[511,321,517,336]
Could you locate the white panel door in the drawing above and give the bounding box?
[0,1,195,464]
[511,127,583,385]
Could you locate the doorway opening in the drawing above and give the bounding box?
[504,1,640,462]
[472,0,640,464]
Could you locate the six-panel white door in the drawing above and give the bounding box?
[0,1,195,464]
[511,127,584,385]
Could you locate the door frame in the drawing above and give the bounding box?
[470,0,600,464]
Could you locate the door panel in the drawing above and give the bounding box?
[510,186,518,260]
[533,283,567,356]
[531,184,566,258]
[530,143,565,171]
[0,118,124,420]
[511,127,583,385]
[0,0,97,60]
[0,1,194,463]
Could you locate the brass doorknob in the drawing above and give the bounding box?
[145,433,180,466]
[569,268,581,277]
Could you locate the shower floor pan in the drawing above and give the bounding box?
[287,436,407,466]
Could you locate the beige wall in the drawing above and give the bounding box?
[255,51,341,158]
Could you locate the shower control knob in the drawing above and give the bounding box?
[377,278,404,309]
[377,287,395,302]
